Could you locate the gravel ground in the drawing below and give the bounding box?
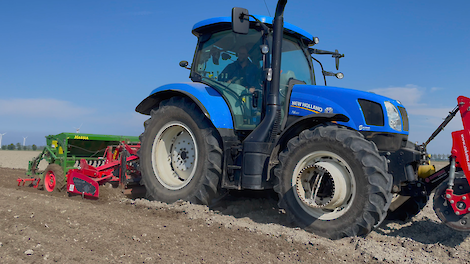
[0,150,468,263]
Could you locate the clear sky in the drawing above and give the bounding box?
[1,0,469,155]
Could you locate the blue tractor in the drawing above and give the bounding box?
[136,0,431,239]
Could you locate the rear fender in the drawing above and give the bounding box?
[135,82,234,129]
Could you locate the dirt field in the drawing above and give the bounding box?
[0,151,469,263]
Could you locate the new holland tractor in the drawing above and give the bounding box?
[135,0,470,239]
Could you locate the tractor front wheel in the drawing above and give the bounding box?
[139,97,223,205]
[43,164,65,192]
[274,126,392,239]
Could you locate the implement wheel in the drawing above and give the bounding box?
[139,97,223,205]
[44,164,65,192]
[433,173,470,231]
[274,126,392,239]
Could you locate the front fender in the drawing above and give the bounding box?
[279,113,350,148]
[135,82,234,129]
[266,113,350,180]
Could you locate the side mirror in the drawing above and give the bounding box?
[232,7,249,34]
[179,60,190,69]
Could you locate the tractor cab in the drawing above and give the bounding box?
[190,16,315,131]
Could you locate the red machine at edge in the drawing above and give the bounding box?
[442,96,470,218]
[427,95,470,230]
[66,142,142,199]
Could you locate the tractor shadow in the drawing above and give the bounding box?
[209,189,295,227]
[377,218,470,247]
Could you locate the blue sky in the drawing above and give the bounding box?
[1,0,469,155]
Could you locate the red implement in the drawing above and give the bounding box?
[451,96,470,183]
[434,96,470,231]
[67,170,100,199]
[65,141,141,199]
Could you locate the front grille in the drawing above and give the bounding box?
[398,106,409,131]
[358,99,384,126]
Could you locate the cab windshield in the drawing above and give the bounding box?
[193,29,313,130]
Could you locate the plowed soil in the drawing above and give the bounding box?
[0,150,468,263]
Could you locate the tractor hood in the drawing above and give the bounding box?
[288,84,409,135]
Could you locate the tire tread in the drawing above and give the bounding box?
[274,125,392,239]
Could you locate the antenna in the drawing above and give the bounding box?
[0,133,5,147]
[74,123,83,133]
[263,0,272,16]
[23,136,28,146]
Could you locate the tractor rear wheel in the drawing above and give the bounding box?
[139,97,223,205]
[274,126,392,239]
[43,164,65,192]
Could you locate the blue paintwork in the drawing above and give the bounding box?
[148,83,234,129]
[289,85,409,135]
[192,15,313,42]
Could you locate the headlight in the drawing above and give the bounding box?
[384,101,402,131]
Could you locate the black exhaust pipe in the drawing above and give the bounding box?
[244,0,286,143]
[241,0,287,189]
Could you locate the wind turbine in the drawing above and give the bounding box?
[0,133,5,147]
[74,123,83,133]
[23,136,28,146]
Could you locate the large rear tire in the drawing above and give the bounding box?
[274,126,392,239]
[139,97,223,205]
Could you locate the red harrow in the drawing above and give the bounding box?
[66,142,142,199]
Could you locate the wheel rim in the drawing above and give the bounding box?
[152,121,198,190]
[292,151,355,220]
[44,171,56,192]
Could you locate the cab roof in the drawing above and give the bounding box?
[192,15,314,43]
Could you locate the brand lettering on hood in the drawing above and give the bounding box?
[291,101,323,113]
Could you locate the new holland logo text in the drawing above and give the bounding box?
[291,101,323,113]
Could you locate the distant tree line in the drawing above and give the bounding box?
[1,144,45,151]
[430,154,450,161]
